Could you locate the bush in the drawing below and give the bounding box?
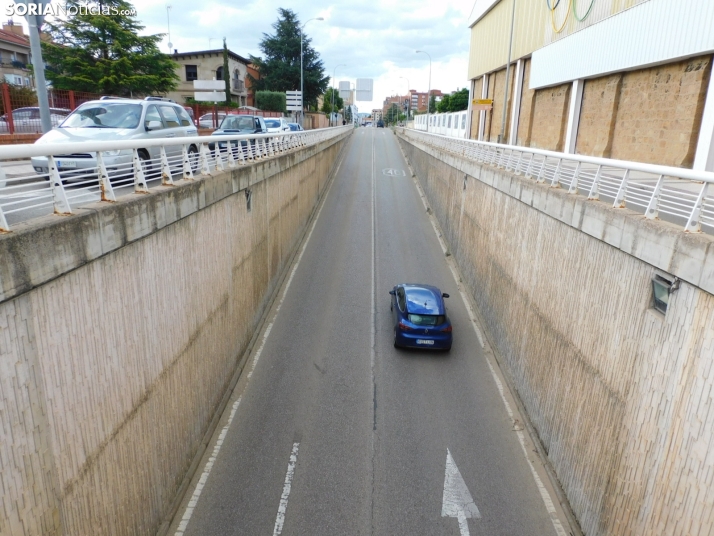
[256,91,286,113]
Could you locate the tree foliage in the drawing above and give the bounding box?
[320,87,343,115]
[437,89,469,113]
[249,8,329,110]
[255,91,286,113]
[41,0,178,96]
[428,94,437,114]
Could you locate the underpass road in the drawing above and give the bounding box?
[168,128,573,536]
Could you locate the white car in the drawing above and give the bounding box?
[198,112,226,129]
[264,117,291,133]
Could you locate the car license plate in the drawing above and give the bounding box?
[416,339,434,345]
[57,160,76,168]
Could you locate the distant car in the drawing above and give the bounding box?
[264,117,291,133]
[0,106,71,133]
[198,112,226,129]
[377,120,385,128]
[287,122,303,131]
[30,96,199,181]
[389,284,452,351]
[208,114,267,152]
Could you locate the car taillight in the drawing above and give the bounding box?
[398,322,413,331]
[440,325,452,333]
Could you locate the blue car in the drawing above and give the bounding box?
[389,284,452,351]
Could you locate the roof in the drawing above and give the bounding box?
[172,49,250,65]
[0,28,30,48]
[403,284,445,315]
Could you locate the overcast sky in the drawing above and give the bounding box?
[3,0,477,112]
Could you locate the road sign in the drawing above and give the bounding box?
[194,91,226,102]
[193,80,225,91]
[473,98,492,105]
[286,90,302,111]
[473,104,492,111]
[339,81,351,100]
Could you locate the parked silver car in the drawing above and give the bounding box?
[31,97,199,180]
[0,107,71,133]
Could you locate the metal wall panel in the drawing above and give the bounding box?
[531,0,714,88]
[544,0,649,44]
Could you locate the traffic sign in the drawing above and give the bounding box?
[286,90,302,111]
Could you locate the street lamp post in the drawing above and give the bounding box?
[399,76,410,122]
[331,64,345,127]
[300,17,324,128]
[416,50,431,132]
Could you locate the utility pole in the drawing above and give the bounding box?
[21,0,51,132]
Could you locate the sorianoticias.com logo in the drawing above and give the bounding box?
[5,2,137,16]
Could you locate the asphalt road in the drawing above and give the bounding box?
[168,127,573,536]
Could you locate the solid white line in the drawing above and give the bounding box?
[371,128,376,372]
[400,142,565,536]
[273,442,300,536]
[174,397,242,536]
[173,140,348,534]
[484,360,567,536]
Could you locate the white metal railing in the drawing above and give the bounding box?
[401,128,714,234]
[0,126,351,231]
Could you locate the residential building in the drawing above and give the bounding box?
[164,48,250,106]
[0,21,32,87]
[372,109,383,121]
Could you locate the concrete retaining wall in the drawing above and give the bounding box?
[397,130,714,536]
[0,130,349,536]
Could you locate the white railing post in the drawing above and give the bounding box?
[159,146,174,186]
[200,143,211,175]
[0,165,8,230]
[525,153,534,178]
[182,145,195,180]
[226,143,236,168]
[550,159,562,188]
[685,182,709,232]
[613,169,630,208]
[214,145,225,172]
[47,155,72,214]
[514,152,523,175]
[645,174,665,219]
[568,162,581,194]
[536,157,547,183]
[132,149,149,193]
[587,165,603,200]
[95,151,116,201]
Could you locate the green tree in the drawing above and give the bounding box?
[222,38,230,104]
[321,88,343,115]
[385,103,401,124]
[436,94,451,113]
[249,9,329,111]
[428,94,437,113]
[255,91,286,113]
[447,88,469,111]
[41,0,178,96]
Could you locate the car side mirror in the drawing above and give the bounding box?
[442,293,450,298]
[389,290,396,296]
[146,120,162,131]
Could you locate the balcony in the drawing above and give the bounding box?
[232,78,245,93]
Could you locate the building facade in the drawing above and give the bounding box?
[467,0,714,171]
[0,22,31,87]
[164,49,250,106]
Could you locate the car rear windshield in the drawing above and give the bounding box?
[221,116,255,130]
[61,103,142,129]
[408,314,445,326]
[264,119,280,128]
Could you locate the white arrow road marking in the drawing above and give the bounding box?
[273,442,300,536]
[442,449,480,536]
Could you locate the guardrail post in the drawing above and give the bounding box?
[0,165,9,231]
[612,169,629,207]
[199,143,211,175]
[159,146,174,185]
[214,144,225,172]
[47,156,72,214]
[645,174,665,219]
[685,181,709,232]
[587,165,603,200]
[513,152,523,175]
[525,153,534,178]
[226,143,236,168]
[536,157,547,183]
[182,144,195,180]
[95,151,116,201]
[568,162,581,194]
[550,159,562,188]
[132,149,149,193]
